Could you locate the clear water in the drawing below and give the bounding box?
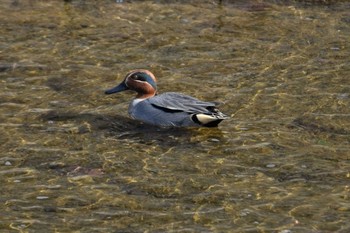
[0,0,349,232]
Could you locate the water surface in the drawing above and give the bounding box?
[1,0,349,232]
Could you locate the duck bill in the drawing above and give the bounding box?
[105,82,128,94]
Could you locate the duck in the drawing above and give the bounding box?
[105,69,228,127]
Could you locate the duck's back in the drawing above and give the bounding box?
[129,92,227,127]
[149,92,217,114]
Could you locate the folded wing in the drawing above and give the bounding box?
[149,92,218,114]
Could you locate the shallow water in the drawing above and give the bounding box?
[1,0,349,232]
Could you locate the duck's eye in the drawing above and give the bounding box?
[131,74,147,81]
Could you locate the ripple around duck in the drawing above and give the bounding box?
[1,0,350,232]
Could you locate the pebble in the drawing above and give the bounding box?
[48,161,65,169]
[240,209,250,216]
[337,93,349,100]
[209,138,220,142]
[44,206,57,212]
[5,161,12,166]
[280,230,292,233]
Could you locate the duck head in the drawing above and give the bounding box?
[105,69,157,99]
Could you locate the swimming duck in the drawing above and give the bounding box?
[105,69,228,127]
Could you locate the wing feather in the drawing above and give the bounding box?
[149,92,217,114]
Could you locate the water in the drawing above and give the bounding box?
[1,0,349,232]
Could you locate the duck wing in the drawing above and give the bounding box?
[149,92,218,114]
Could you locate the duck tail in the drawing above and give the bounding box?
[191,111,229,127]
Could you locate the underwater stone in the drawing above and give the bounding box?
[5,161,12,166]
